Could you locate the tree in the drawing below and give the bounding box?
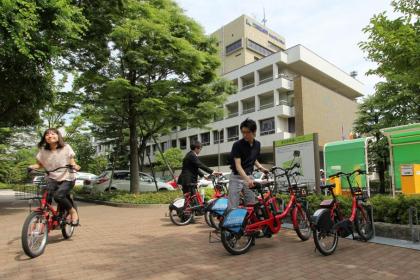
[354,0,420,192]
[0,0,88,127]
[154,148,183,175]
[359,0,420,122]
[354,95,390,193]
[75,0,232,193]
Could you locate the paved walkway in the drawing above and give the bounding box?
[1,191,419,280]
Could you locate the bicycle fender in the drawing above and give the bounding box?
[169,198,185,211]
[311,208,334,231]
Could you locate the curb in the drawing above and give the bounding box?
[75,196,169,208]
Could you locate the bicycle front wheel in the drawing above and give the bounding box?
[21,211,49,258]
[293,206,311,241]
[169,208,194,226]
[355,205,374,241]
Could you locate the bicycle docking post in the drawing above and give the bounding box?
[409,207,419,243]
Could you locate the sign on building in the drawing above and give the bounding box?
[273,133,320,192]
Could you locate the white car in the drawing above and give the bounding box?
[87,170,176,192]
[198,172,231,188]
[75,172,98,187]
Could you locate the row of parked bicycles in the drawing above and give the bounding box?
[168,151,374,256]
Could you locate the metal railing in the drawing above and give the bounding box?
[259,102,274,110]
[242,107,255,114]
[227,136,239,142]
[258,76,273,85]
[260,129,275,136]
[227,112,239,118]
[241,83,255,91]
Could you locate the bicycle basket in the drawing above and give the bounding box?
[211,197,228,216]
[14,184,44,200]
[221,208,248,233]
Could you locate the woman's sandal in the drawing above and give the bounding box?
[71,219,80,227]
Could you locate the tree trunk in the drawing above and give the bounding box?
[378,160,386,194]
[128,93,140,193]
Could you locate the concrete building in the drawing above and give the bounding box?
[95,15,363,171]
[212,15,286,75]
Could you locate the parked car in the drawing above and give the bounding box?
[87,170,176,192]
[75,172,98,187]
[252,170,274,183]
[198,172,230,188]
[32,176,45,186]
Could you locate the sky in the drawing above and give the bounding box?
[175,0,398,98]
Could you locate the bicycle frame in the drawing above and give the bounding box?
[324,171,368,226]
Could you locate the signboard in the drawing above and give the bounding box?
[273,133,319,191]
[401,165,414,176]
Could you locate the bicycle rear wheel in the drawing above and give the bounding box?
[220,229,254,255]
[21,212,48,258]
[169,207,194,226]
[313,228,338,256]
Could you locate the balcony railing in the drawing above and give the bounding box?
[259,102,274,110]
[227,112,239,118]
[258,76,273,85]
[201,141,210,146]
[241,83,255,91]
[242,107,255,114]
[227,135,239,142]
[260,129,275,136]
[214,139,224,144]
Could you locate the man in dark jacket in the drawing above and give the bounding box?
[177,140,220,195]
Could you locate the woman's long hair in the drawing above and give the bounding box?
[38,128,66,150]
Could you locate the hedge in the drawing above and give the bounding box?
[3,183,420,225]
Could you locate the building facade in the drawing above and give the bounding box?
[94,15,363,171]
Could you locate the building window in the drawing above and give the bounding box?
[227,126,239,142]
[260,118,275,136]
[179,138,187,150]
[213,130,224,144]
[171,139,177,148]
[189,135,198,145]
[161,142,168,152]
[247,39,273,57]
[153,144,158,152]
[288,117,295,133]
[145,146,151,155]
[201,132,210,146]
[268,41,282,52]
[226,39,242,55]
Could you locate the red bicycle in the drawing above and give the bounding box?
[169,174,224,226]
[219,162,311,255]
[21,166,79,258]
[311,169,374,256]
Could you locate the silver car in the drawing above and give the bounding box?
[88,170,175,192]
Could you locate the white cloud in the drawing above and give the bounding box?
[175,0,397,96]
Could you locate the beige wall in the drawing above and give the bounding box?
[211,15,286,75]
[294,76,358,146]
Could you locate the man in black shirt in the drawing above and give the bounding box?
[178,140,220,195]
[228,118,268,209]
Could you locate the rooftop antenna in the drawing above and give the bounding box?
[262,7,267,26]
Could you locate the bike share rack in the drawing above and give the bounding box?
[409,207,419,243]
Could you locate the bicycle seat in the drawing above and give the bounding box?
[320,184,335,190]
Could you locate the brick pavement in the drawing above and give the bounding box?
[1,193,419,280]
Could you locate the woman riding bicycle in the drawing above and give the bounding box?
[28,128,80,226]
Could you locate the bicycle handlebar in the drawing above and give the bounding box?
[28,165,77,175]
[328,169,366,179]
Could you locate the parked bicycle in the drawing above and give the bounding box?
[311,169,374,256]
[169,174,224,226]
[219,157,311,255]
[21,166,79,258]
